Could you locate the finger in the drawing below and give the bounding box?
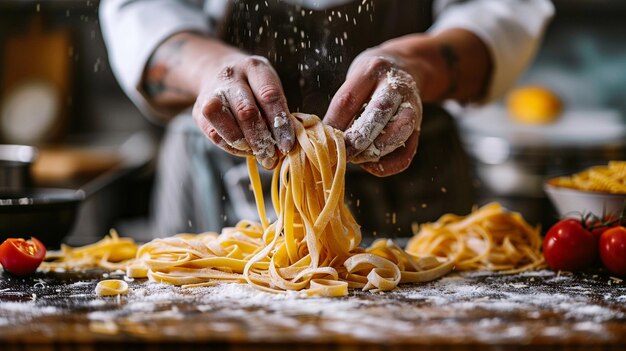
[360,129,420,177]
[206,126,249,157]
[344,84,403,160]
[351,100,420,164]
[245,56,295,154]
[201,94,251,152]
[225,83,278,169]
[193,100,249,156]
[323,68,378,131]
[325,56,396,131]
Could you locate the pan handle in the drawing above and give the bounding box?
[78,132,155,198]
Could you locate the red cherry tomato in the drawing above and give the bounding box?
[588,215,626,237]
[592,226,611,237]
[0,237,46,276]
[543,219,598,272]
[599,226,626,277]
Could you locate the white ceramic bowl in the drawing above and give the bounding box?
[544,182,626,218]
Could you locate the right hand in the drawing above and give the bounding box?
[192,54,295,169]
[324,53,422,177]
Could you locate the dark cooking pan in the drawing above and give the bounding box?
[0,133,154,247]
[0,188,84,246]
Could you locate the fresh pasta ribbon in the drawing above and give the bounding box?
[41,230,137,271]
[45,114,452,297]
[95,279,129,296]
[406,203,545,273]
[135,113,451,296]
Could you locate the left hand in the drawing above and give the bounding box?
[324,50,422,177]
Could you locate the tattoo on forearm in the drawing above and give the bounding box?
[440,43,459,99]
[144,37,194,99]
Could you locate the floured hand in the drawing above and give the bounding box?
[324,52,422,177]
[192,54,295,169]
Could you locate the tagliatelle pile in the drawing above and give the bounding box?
[44,114,452,297]
[406,203,545,273]
[41,230,137,271]
[549,161,626,194]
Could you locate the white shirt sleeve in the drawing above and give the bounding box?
[430,0,555,103]
[100,0,212,120]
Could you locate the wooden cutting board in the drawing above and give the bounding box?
[1,269,625,350]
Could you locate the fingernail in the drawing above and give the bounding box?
[259,154,278,169]
[344,131,369,160]
[272,113,295,154]
[278,136,294,154]
[231,138,251,152]
[344,138,357,160]
[345,129,369,151]
[351,144,381,164]
[253,138,278,169]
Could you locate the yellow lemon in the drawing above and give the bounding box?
[507,86,562,125]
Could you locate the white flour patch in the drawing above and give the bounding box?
[2,270,626,343]
[1,302,58,314]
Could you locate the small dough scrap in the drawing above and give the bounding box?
[95,279,129,296]
[126,264,149,279]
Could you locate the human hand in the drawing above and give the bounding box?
[324,51,422,177]
[192,54,295,169]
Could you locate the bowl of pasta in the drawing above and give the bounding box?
[544,161,626,218]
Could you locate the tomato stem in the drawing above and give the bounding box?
[583,208,626,232]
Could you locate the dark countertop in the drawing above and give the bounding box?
[1,269,626,351]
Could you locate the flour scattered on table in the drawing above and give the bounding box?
[2,270,626,343]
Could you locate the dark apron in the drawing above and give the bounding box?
[152,0,474,239]
[222,0,432,116]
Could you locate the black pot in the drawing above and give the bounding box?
[0,145,37,189]
[0,132,155,247]
[0,188,84,247]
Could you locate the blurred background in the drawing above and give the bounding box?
[0,0,625,244]
[458,0,626,229]
[0,0,157,244]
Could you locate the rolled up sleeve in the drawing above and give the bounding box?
[430,0,555,103]
[100,0,211,119]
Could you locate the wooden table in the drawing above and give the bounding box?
[1,269,626,351]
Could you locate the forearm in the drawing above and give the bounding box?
[142,32,244,115]
[378,29,493,103]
